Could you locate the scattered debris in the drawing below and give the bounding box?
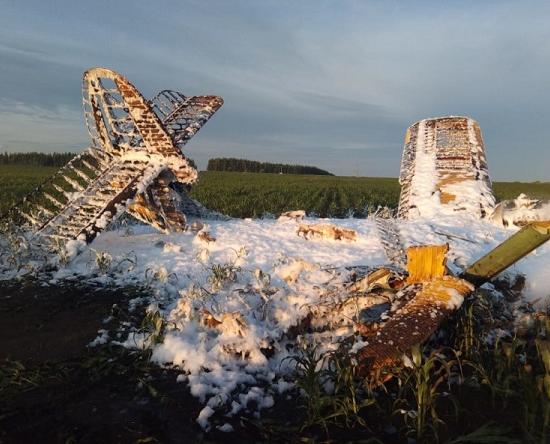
[355,224,550,377]
[491,193,550,226]
[278,210,306,221]
[190,220,205,233]
[2,71,550,434]
[197,231,216,243]
[163,242,183,253]
[345,267,399,293]
[277,258,317,284]
[357,275,474,376]
[354,244,471,376]
[208,312,248,337]
[200,309,223,328]
[297,223,357,241]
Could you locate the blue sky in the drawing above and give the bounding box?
[0,0,549,180]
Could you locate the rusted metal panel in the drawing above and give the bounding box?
[356,225,550,376]
[356,244,473,376]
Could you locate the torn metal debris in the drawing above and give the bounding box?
[490,193,550,226]
[355,222,550,376]
[1,67,549,389]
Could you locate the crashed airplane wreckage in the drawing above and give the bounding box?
[1,71,549,379]
[353,221,550,377]
[356,116,550,375]
[288,115,550,376]
[0,67,223,253]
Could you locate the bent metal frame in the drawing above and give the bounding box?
[1,67,223,249]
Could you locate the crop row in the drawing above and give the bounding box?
[1,166,549,219]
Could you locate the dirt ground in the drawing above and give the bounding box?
[0,280,269,444]
[1,281,136,364]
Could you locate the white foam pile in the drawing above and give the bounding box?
[491,193,550,226]
[2,214,550,429]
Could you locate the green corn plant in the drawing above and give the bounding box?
[51,237,70,266]
[91,249,112,274]
[208,262,240,291]
[453,292,493,360]
[393,345,457,442]
[284,344,332,433]
[145,266,178,285]
[533,339,550,442]
[323,349,376,429]
[488,338,524,402]
[138,309,169,347]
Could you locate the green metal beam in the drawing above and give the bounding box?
[462,221,550,286]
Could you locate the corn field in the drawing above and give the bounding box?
[1,166,549,218]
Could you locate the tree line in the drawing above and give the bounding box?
[207,158,332,175]
[0,152,76,167]
[0,152,333,176]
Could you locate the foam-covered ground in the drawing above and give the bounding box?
[55,215,549,305]
[4,215,550,430]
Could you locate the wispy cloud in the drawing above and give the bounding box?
[0,0,548,179]
[0,100,88,152]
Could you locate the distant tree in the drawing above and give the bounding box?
[0,152,76,167]
[206,157,333,175]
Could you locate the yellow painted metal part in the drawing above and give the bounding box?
[463,220,550,285]
[419,276,474,305]
[406,244,449,284]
